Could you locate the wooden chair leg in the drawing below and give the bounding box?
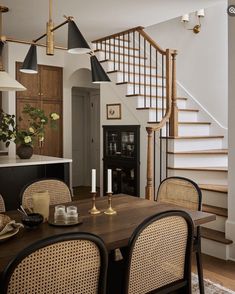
[196,250,205,294]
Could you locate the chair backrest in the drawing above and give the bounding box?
[0,194,6,212]
[21,179,72,209]
[156,177,202,211]
[124,210,193,294]
[1,232,108,294]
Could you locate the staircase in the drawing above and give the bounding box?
[92,27,232,259]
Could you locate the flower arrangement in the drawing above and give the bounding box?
[0,104,60,148]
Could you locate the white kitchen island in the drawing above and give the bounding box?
[0,155,72,210]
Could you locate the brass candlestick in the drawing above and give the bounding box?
[104,193,117,215]
[89,192,101,215]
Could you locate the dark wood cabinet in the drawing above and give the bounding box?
[103,125,140,196]
[16,63,63,157]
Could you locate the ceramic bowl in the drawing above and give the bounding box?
[21,213,43,229]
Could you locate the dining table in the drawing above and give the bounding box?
[0,194,216,274]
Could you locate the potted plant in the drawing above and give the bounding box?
[0,104,60,159]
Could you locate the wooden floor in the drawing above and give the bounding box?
[192,254,235,291]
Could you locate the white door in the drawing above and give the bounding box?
[89,91,100,188]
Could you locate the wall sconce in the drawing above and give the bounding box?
[181,9,205,34]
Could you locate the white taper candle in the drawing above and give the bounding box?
[91,169,96,193]
[107,169,112,193]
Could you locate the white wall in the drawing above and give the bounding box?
[145,2,228,128]
[226,0,235,260]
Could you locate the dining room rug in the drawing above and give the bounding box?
[192,273,235,294]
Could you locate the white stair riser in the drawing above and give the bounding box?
[148,110,198,123]
[168,169,227,185]
[93,39,130,47]
[202,215,226,232]
[166,138,223,152]
[202,190,227,209]
[136,97,186,108]
[95,46,139,56]
[178,124,210,136]
[101,61,162,74]
[168,153,228,168]
[98,53,149,65]
[201,238,229,260]
[115,73,165,85]
[125,85,166,96]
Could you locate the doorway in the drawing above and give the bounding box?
[72,87,100,199]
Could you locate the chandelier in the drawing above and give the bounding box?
[0,0,110,91]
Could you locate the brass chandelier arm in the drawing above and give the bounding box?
[33,19,70,43]
[6,37,67,51]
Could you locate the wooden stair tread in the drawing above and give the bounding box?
[127,94,187,100]
[202,204,227,217]
[161,136,224,139]
[107,70,166,79]
[96,50,147,59]
[168,149,228,155]
[117,81,166,88]
[167,166,227,172]
[178,121,211,125]
[199,184,228,193]
[138,108,197,112]
[148,121,211,125]
[201,227,232,244]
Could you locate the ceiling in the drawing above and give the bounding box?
[1,0,224,46]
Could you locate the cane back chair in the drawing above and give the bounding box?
[1,232,108,294]
[0,194,6,212]
[156,176,204,294]
[21,178,72,209]
[124,210,194,294]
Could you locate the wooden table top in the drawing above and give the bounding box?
[0,194,215,273]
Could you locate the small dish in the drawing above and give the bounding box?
[21,213,44,229]
[0,227,20,242]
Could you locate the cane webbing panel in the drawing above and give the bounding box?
[7,239,101,294]
[22,180,72,209]
[157,178,199,211]
[0,194,5,212]
[128,216,188,294]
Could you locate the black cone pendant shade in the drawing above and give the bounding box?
[20,44,38,74]
[90,55,111,83]
[68,20,91,54]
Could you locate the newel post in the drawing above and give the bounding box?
[145,127,154,201]
[169,50,178,137]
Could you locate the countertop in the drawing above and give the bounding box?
[0,155,72,167]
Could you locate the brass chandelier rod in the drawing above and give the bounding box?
[6,37,67,50]
[33,18,70,43]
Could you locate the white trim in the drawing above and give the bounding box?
[177,81,228,130]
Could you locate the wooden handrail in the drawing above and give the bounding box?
[92,26,144,43]
[136,27,166,55]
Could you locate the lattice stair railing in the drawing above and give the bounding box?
[92,26,178,201]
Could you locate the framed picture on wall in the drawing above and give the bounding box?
[106,103,121,120]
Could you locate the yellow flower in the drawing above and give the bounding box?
[39,136,44,142]
[51,113,60,120]
[41,119,46,123]
[24,136,32,144]
[29,127,35,133]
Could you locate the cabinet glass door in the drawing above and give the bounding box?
[121,131,135,158]
[105,131,119,157]
[120,167,135,195]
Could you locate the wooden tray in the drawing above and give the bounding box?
[48,217,83,227]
